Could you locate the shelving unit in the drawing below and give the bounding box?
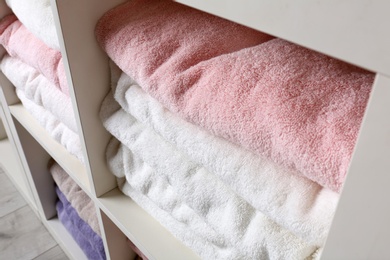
[0,0,389,259]
[0,0,204,259]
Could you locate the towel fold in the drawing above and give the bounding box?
[0,55,77,133]
[0,15,68,95]
[56,186,106,260]
[107,138,239,260]
[102,92,319,259]
[50,162,100,236]
[95,0,374,192]
[109,71,338,246]
[95,0,273,85]
[4,0,60,50]
[15,89,83,161]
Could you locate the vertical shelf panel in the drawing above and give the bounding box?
[12,118,57,220]
[0,110,35,210]
[99,209,136,260]
[51,0,127,197]
[0,86,38,211]
[322,74,390,259]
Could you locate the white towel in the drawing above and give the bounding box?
[110,71,338,247]
[101,92,318,259]
[0,55,77,133]
[5,0,60,50]
[16,89,83,161]
[107,137,240,260]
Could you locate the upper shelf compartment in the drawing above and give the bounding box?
[176,0,390,76]
[0,1,11,18]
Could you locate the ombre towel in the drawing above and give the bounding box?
[96,1,374,191]
[109,71,338,247]
[101,92,319,259]
[50,162,100,236]
[5,0,60,50]
[56,187,106,260]
[0,15,68,95]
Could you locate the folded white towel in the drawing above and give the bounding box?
[16,89,83,161]
[101,91,318,259]
[0,55,77,133]
[110,71,338,247]
[5,0,60,50]
[107,137,239,260]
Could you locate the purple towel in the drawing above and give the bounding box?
[56,187,106,260]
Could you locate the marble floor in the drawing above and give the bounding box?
[0,166,69,260]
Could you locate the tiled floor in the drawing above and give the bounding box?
[0,166,69,260]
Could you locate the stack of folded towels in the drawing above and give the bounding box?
[0,0,83,161]
[49,161,106,259]
[95,0,374,259]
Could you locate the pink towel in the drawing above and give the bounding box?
[0,15,68,95]
[95,0,274,82]
[96,0,374,192]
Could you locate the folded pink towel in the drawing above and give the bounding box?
[0,15,68,95]
[96,0,273,82]
[96,0,374,192]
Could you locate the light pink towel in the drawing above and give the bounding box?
[96,0,274,80]
[50,161,100,236]
[0,15,68,95]
[96,0,374,192]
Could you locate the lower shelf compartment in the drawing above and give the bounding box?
[43,217,88,260]
[9,103,91,196]
[97,188,199,260]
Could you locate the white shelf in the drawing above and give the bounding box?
[1,0,389,259]
[97,188,200,260]
[43,217,88,260]
[9,104,91,196]
[176,0,390,76]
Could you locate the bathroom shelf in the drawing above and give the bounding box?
[1,0,389,259]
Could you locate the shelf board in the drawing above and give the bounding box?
[44,217,88,260]
[97,188,200,260]
[8,104,92,196]
[176,0,390,76]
